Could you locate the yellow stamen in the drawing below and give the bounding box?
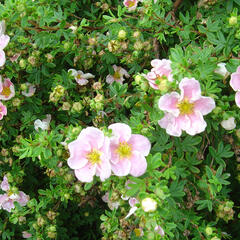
[76,74,82,79]
[177,98,194,115]
[116,141,132,159]
[1,87,11,97]
[113,71,121,80]
[87,149,101,165]
[128,1,135,7]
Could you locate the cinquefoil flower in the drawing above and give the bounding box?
[67,127,111,182]
[108,123,151,177]
[158,77,215,136]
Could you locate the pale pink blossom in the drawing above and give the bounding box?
[67,127,111,182]
[230,66,240,108]
[22,82,36,97]
[0,21,10,67]
[108,123,151,177]
[145,59,173,90]
[22,231,32,238]
[123,0,138,11]
[0,78,15,100]
[0,101,7,120]
[0,175,29,212]
[68,68,95,86]
[106,65,129,84]
[158,77,215,137]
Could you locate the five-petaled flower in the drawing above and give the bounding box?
[230,66,240,108]
[0,175,29,212]
[108,123,151,177]
[0,77,15,100]
[67,127,111,182]
[106,65,129,84]
[158,77,215,137]
[145,59,173,90]
[68,68,95,86]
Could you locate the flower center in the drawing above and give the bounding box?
[1,87,11,97]
[177,99,194,115]
[76,74,82,79]
[126,0,136,7]
[113,71,121,80]
[116,141,132,159]
[87,149,101,165]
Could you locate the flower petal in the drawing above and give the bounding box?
[179,77,201,101]
[82,73,95,79]
[194,96,215,115]
[0,35,10,50]
[230,72,240,91]
[68,69,78,77]
[235,91,240,108]
[67,139,90,169]
[1,175,9,191]
[158,113,182,137]
[109,123,132,143]
[0,50,6,67]
[186,111,207,135]
[158,92,180,116]
[129,151,147,177]
[74,163,96,182]
[96,157,111,181]
[128,134,151,156]
[111,158,131,176]
[79,127,105,149]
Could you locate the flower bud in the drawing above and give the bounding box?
[133,31,141,38]
[141,197,157,212]
[221,117,236,130]
[205,226,213,236]
[28,56,36,66]
[45,53,54,62]
[118,30,127,40]
[37,216,45,227]
[134,75,142,84]
[19,59,26,68]
[62,102,71,111]
[1,148,8,157]
[88,38,97,46]
[229,16,238,26]
[47,210,57,220]
[101,3,109,11]
[72,102,83,112]
[134,41,143,50]
[12,98,21,107]
[92,82,102,90]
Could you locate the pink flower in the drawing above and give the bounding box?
[0,101,7,120]
[0,21,10,67]
[125,197,139,218]
[158,77,215,136]
[108,123,151,177]
[67,127,111,182]
[0,175,29,212]
[230,66,240,108]
[22,82,36,97]
[68,68,95,86]
[22,231,32,238]
[106,65,129,84]
[145,59,173,90]
[0,77,15,100]
[123,0,138,11]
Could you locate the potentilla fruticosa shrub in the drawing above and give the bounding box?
[0,0,240,239]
